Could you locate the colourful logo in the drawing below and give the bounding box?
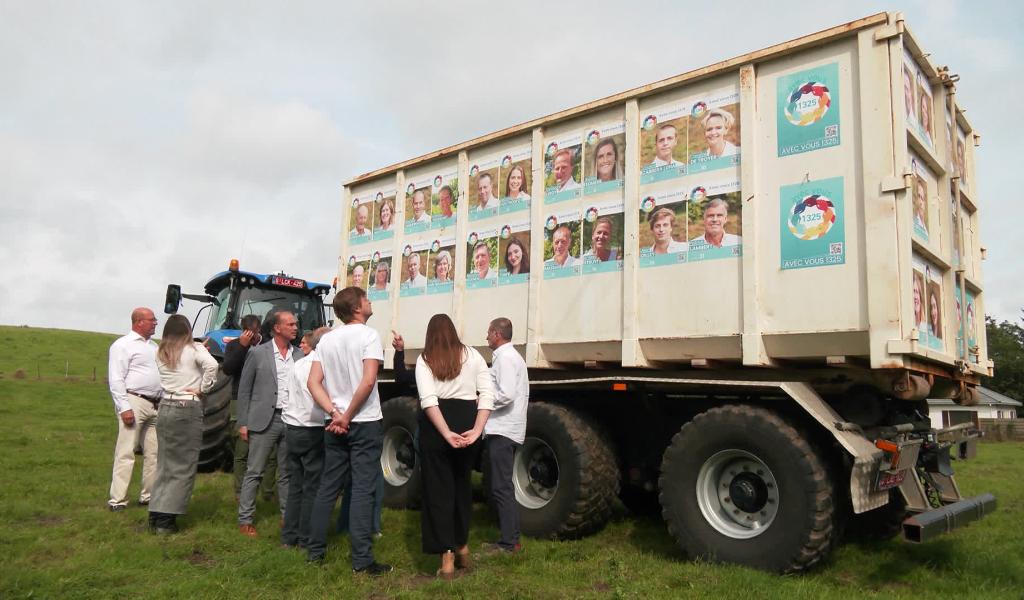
[347,255,356,267]
[501,155,512,168]
[788,194,837,240]
[691,101,708,118]
[467,232,478,245]
[500,225,512,239]
[642,115,657,130]
[433,175,443,189]
[641,196,656,212]
[431,240,440,253]
[545,215,558,231]
[585,207,598,222]
[586,129,601,145]
[375,192,384,201]
[690,186,707,200]
[784,81,832,127]
[403,245,412,257]
[470,165,479,177]
[545,142,559,157]
[406,183,415,195]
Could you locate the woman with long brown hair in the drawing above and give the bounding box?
[415,313,495,578]
[147,314,218,534]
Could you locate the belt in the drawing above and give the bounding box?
[128,390,162,404]
[164,392,199,401]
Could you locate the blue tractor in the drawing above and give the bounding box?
[164,259,333,471]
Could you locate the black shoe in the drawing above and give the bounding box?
[108,504,127,512]
[353,562,393,576]
[306,554,325,566]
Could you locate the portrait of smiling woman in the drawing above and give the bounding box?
[592,138,620,182]
[503,236,530,275]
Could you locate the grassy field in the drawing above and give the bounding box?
[0,326,1021,599]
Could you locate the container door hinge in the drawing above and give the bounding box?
[880,175,909,193]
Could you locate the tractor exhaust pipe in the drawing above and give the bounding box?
[902,493,997,543]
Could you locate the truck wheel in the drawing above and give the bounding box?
[380,396,422,509]
[198,369,233,473]
[517,403,619,539]
[659,405,834,573]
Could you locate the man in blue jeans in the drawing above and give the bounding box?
[305,287,392,576]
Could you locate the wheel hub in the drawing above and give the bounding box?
[513,437,559,509]
[381,426,415,486]
[729,473,769,513]
[696,449,780,539]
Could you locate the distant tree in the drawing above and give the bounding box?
[985,312,1024,401]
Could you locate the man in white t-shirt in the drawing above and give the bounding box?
[405,253,428,288]
[649,123,682,168]
[411,190,431,224]
[305,287,392,576]
[544,225,580,268]
[475,173,500,211]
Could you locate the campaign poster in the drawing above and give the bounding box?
[372,189,398,241]
[956,126,969,192]
[687,88,741,174]
[499,146,533,215]
[498,218,531,286]
[348,195,374,245]
[399,240,430,297]
[902,63,917,128]
[945,108,955,174]
[965,290,978,363]
[404,178,433,234]
[430,170,458,231]
[465,228,500,290]
[544,133,583,204]
[686,178,742,262]
[925,266,944,351]
[903,54,933,148]
[367,249,393,302]
[345,251,372,290]
[950,187,961,268]
[776,62,841,157]
[954,282,964,359]
[580,200,624,275]
[910,155,931,244]
[639,187,688,268]
[639,101,688,184]
[779,176,845,270]
[426,236,456,295]
[583,121,626,196]
[469,156,501,222]
[543,209,582,280]
[911,255,929,347]
[916,71,934,147]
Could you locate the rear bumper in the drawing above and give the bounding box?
[902,493,996,543]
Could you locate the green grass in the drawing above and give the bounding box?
[0,327,1021,599]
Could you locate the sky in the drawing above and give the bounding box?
[1,1,1020,335]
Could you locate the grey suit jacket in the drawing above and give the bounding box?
[236,341,304,433]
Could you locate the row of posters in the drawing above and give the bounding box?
[911,253,977,362]
[903,52,935,148]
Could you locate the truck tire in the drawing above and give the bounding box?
[197,369,233,473]
[517,402,619,539]
[380,396,422,509]
[659,405,835,573]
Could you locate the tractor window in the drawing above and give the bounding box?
[235,286,324,333]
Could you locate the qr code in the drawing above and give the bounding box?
[824,125,838,138]
[829,242,843,255]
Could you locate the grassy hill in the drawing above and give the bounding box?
[0,325,119,381]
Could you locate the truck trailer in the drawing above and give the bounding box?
[336,12,993,572]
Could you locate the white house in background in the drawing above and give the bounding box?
[928,387,1021,429]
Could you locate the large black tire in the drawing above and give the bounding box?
[517,402,619,540]
[380,396,422,509]
[197,369,233,473]
[659,405,835,573]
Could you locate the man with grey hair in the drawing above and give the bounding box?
[689,198,741,248]
[482,317,528,553]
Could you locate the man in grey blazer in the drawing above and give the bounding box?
[237,310,302,537]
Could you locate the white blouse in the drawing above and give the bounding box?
[415,346,495,411]
[158,342,219,397]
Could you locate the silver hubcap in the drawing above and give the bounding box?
[695,449,779,539]
[513,437,558,509]
[381,426,415,486]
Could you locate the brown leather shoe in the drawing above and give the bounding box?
[239,524,258,537]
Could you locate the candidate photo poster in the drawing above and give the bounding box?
[954,282,964,359]
[779,176,845,270]
[926,268,944,352]
[372,191,397,241]
[404,181,433,234]
[956,127,969,192]
[581,201,624,275]
[399,242,430,297]
[687,90,741,174]
[582,122,625,196]
[965,290,978,363]
[639,103,688,184]
[686,180,742,262]
[902,63,917,127]
[426,237,455,295]
[367,251,392,302]
[950,187,961,267]
[465,229,499,290]
[543,209,582,280]
[776,62,841,157]
[498,219,531,286]
[916,71,934,146]
[348,196,374,245]
[911,156,931,244]
[544,134,583,203]
[911,259,929,346]
[499,148,532,215]
[903,54,933,148]
[430,172,458,231]
[469,158,500,222]
[639,188,688,268]
[346,253,372,290]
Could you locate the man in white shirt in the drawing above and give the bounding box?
[483,318,528,554]
[237,310,301,537]
[411,190,431,224]
[280,327,330,549]
[405,253,428,288]
[475,173,500,211]
[350,204,370,237]
[582,217,619,262]
[544,225,580,268]
[472,242,498,280]
[107,307,162,511]
[690,198,741,248]
[305,287,392,575]
[552,149,581,192]
[649,123,682,167]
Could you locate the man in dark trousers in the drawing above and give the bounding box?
[236,310,302,537]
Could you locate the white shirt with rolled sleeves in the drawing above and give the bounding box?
[314,323,384,422]
[414,347,495,411]
[483,343,529,444]
[108,330,162,414]
[283,352,325,427]
[272,343,294,409]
